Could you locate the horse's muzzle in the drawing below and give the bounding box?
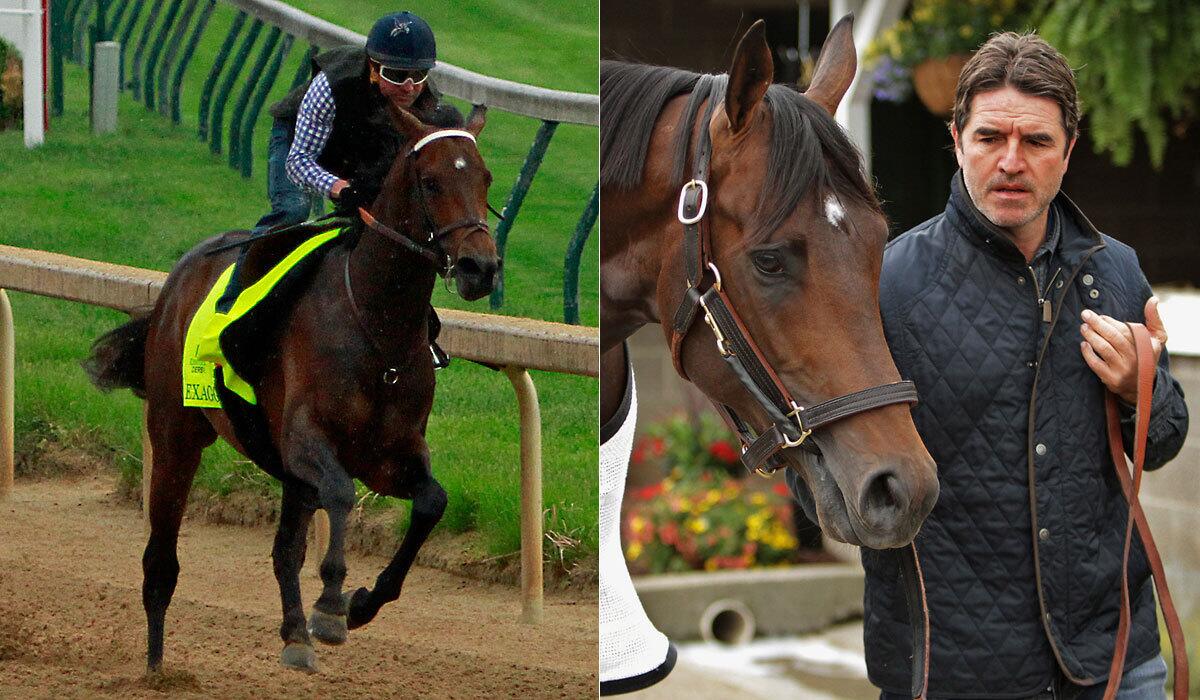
[454,254,501,301]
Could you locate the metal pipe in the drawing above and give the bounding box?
[489,120,558,310]
[0,290,13,499]
[128,0,165,98]
[699,598,756,645]
[209,17,262,155]
[154,0,199,114]
[504,366,543,624]
[198,11,247,140]
[169,0,214,124]
[228,24,279,168]
[140,0,181,109]
[239,32,293,177]
[562,184,598,324]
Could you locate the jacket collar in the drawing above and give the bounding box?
[945,169,1105,268]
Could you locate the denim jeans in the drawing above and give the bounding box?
[252,120,317,234]
[878,655,1168,700]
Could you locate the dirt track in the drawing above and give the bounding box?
[0,475,597,699]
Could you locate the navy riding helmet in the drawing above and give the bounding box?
[366,11,436,70]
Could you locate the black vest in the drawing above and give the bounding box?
[268,46,440,186]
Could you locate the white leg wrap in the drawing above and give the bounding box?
[599,366,676,694]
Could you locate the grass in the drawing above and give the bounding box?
[0,0,597,572]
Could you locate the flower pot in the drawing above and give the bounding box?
[911,53,970,118]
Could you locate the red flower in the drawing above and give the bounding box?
[631,482,665,500]
[649,437,666,456]
[709,439,739,464]
[772,481,791,497]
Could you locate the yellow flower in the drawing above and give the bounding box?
[749,492,768,506]
[630,516,647,534]
[704,558,719,572]
[959,24,974,40]
[687,517,710,534]
[626,542,644,560]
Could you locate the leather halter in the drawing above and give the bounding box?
[667,116,919,478]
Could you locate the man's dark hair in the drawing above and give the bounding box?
[953,32,1080,151]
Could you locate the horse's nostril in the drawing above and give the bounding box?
[860,470,909,533]
[456,257,482,276]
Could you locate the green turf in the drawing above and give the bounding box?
[0,0,598,570]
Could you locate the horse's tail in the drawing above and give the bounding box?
[83,314,150,398]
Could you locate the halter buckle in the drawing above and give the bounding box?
[783,402,812,448]
[677,179,708,225]
[699,295,733,357]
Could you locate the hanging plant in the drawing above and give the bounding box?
[866,0,1035,115]
[1035,0,1200,169]
[0,37,21,130]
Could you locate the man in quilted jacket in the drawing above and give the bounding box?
[868,32,1189,699]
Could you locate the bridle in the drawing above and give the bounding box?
[357,128,491,278]
[666,96,932,699]
[345,128,491,384]
[667,106,920,479]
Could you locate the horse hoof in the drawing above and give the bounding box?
[343,587,371,630]
[280,642,319,673]
[308,609,348,646]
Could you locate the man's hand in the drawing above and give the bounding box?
[1080,297,1167,404]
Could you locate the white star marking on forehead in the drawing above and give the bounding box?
[824,194,845,228]
[454,157,467,170]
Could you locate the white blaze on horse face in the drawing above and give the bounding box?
[454,157,467,170]
[824,194,845,229]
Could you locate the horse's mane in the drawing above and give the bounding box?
[600,60,881,242]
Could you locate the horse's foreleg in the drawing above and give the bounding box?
[282,415,355,647]
[143,400,213,672]
[273,481,319,671]
[346,473,446,630]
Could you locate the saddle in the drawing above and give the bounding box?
[181,227,346,480]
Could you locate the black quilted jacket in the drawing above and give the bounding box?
[864,172,1188,698]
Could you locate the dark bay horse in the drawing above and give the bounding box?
[85,104,499,673]
[600,17,937,550]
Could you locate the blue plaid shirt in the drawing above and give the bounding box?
[284,72,340,197]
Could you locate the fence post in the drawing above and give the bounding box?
[503,366,543,624]
[92,41,119,133]
[0,290,13,499]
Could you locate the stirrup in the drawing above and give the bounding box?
[430,342,450,370]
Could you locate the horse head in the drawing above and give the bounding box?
[601,17,938,549]
[374,103,500,301]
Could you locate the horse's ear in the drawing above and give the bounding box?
[465,104,487,137]
[386,101,427,143]
[805,14,857,116]
[723,20,773,135]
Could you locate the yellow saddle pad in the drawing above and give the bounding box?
[181,229,342,408]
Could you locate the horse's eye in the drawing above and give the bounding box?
[752,251,785,276]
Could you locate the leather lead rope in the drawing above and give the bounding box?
[1102,323,1187,699]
